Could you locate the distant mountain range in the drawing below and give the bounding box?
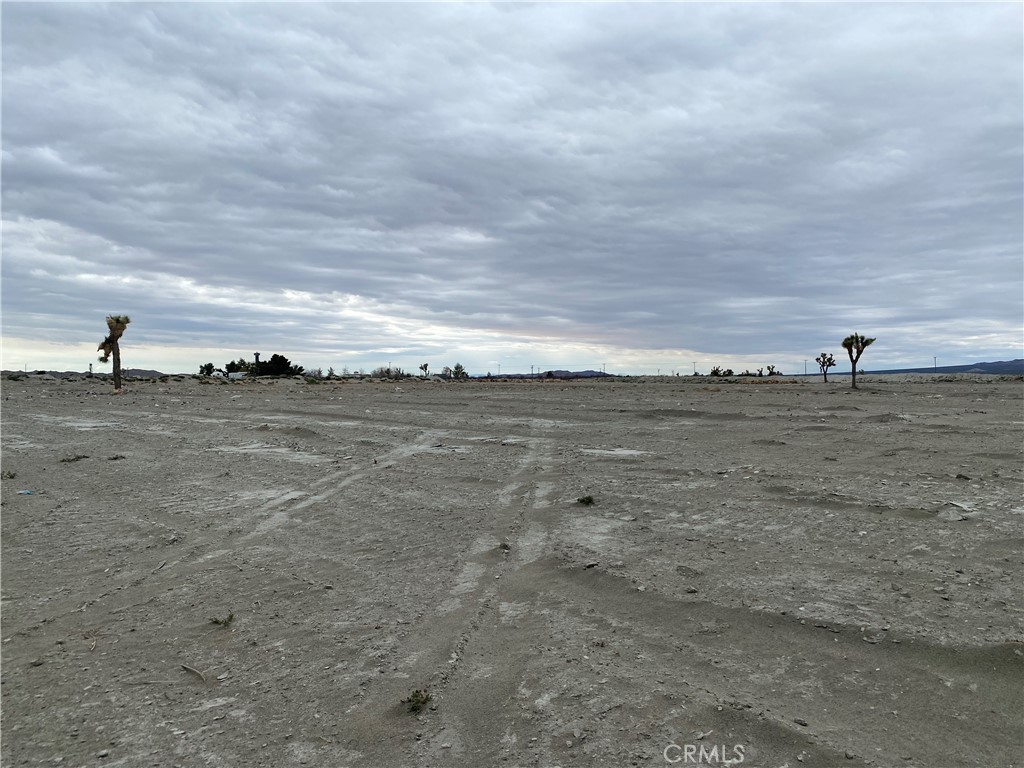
[487,369,612,379]
[4,368,169,379]
[862,359,1024,376]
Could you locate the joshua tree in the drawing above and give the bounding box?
[419,363,429,377]
[841,333,876,389]
[815,352,836,382]
[97,315,130,391]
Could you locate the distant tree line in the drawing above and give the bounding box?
[199,353,304,377]
[809,334,877,387]
[193,335,875,388]
[708,365,783,377]
[442,363,470,380]
[368,362,470,380]
[370,365,407,380]
[701,333,876,389]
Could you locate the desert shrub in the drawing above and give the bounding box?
[403,689,432,713]
[370,366,408,380]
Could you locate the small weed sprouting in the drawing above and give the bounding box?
[577,495,595,506]
[209,612,235,628]
[403,689,432,713]
[1,470,16,479]
[60,455,89,463]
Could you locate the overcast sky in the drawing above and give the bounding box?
[3,3,1021,375]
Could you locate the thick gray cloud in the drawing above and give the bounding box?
[2,3,1021,373]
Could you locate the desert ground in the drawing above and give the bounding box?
[1,373,1021,768]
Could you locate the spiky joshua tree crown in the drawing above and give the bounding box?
[98,315,131,363]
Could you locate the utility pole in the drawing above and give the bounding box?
[804,359,807,375]
[934,356,937,370]
[692,362,696,374]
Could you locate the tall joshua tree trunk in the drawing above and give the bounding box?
[112,342,123,390]
[98,315,131,391]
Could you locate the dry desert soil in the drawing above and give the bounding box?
[1,373,1022,768]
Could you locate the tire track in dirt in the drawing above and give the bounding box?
[415,422,575,764]
[147,428,447,562]
[338,421,563,765]
[79,424,450,618]
[284,428,449,514]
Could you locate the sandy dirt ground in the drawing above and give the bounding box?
[2,373,1022,768]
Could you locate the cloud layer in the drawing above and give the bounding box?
[3,4,1021,374]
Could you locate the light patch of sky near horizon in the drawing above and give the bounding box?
[2,3,1021,375]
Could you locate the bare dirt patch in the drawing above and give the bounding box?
[2,374,1022,767]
